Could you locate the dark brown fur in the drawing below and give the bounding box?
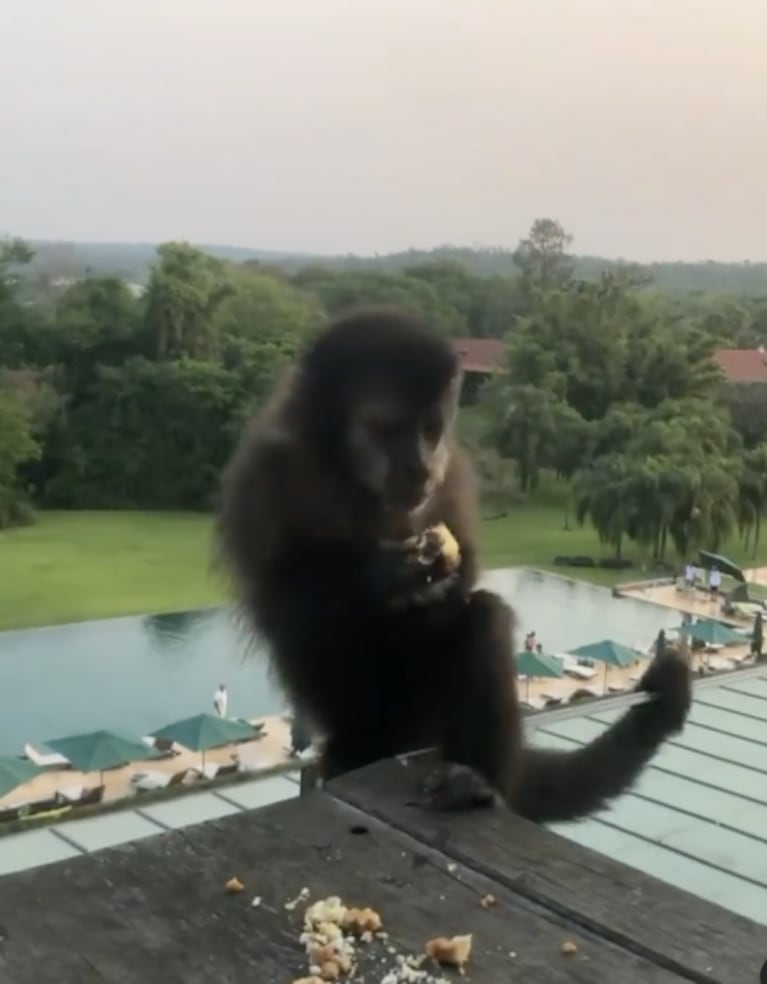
[217,309,692,821]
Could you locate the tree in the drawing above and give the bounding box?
[738,444,767,558]
[512,218,574,293]
[0,384,40,527]
[144,243,234,360]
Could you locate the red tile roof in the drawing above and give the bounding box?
[451,338,506,374]
[714,349,767,384]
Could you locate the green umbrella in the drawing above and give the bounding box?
[674,619,746,646]
[569,639,639,669]
[515,651,564,702]
[150,714,259,768]
[569,639,640,693]
[45,730,159,783]
[0,756,41,800]
[698,550,744,583]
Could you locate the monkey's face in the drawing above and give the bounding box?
[347,381,458,514]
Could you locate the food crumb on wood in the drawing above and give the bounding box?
[480,894,497,908]
[291,978,324,984]
[425,934,473,968]
[446,863,457,874]
[561,940,578,955]
[285,887,311,911]
[224,876,244,894]
[251,896,262,908]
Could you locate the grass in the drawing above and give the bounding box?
[2,506,767,632]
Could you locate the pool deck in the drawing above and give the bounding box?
[0,714,293,813]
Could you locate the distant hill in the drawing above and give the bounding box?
[19,239,767,295]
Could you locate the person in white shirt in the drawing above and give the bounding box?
[684,563,695,590]
[709,567,721,595]
[213,683,228,718]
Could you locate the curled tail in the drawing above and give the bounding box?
[513,650,692,824]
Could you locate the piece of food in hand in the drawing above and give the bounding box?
[425,933,473,968]
[429,523,460,569]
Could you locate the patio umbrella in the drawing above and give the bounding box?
[674,619,746,646]
[569,639,640,692]
[150,714,260,768]
[515,651,564,702]
[698,551,745,583]
[45,730,159,784]
[0,756,41,800]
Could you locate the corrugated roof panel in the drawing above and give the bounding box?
[0,828,80,875]
[56,810,162,852]
[695,686,767,719]
[532,673,767,927]
[138,790,241,829]
[215,775,299,810]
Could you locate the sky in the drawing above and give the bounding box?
[1,0,766,262]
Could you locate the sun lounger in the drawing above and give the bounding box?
[567,687,601,703]
[130,768,189,792]
[141,736,179,757]
[23,743,70,769]
[56,784,105,807]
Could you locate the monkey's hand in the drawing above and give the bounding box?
[634,647,692,732]
[422,762,503,811]
[375,539,464,611]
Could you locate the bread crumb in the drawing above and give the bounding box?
[343,906,383,935]
[561,940,578,955]
[480,894,497,908]
[291,978,324,984]
[425,934,473,968]
[224,877,244,894]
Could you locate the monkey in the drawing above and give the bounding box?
[216,308,692,822]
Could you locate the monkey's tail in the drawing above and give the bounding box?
[512,656,691,824]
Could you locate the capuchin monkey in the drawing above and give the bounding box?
[217,309,692,821]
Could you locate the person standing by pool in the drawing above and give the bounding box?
[709,566,721,598]
[213,683,228,718]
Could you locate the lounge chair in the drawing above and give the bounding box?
[130,768,189,792]
[56,784,105,807]
[23,743,70,769]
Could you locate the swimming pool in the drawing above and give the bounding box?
[0,568,682,751]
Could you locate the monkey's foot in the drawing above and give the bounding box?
[635,648,692,731]
[422,763,501,812]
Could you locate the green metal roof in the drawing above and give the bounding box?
[527,668,767,927]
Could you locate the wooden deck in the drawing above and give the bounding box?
[0,753,763,983]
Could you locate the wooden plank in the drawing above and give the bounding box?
[0,791,686,984]
[328,754,766,984]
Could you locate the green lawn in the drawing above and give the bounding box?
[1,508,766,632]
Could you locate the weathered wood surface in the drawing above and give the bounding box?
[0,756,761,983]
[329,753,767,984]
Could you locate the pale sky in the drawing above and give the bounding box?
[1,0,766,261]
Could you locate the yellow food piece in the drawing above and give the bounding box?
[225,876,244,894]
[425,933,473,967]
[561,940,578,955]
[430,523,460,568]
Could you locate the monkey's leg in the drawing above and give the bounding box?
[425,590,523,811]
